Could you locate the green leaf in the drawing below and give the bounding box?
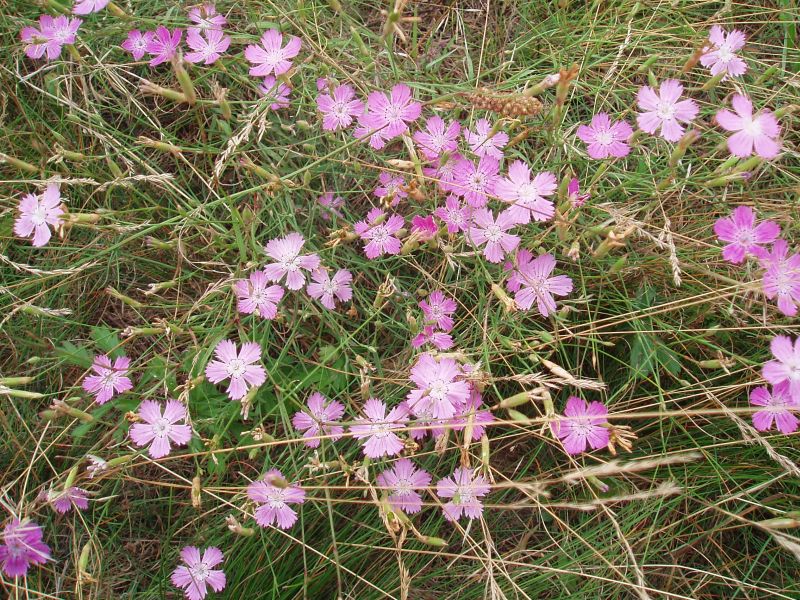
[90,326,125,358]
[54,341,93,368]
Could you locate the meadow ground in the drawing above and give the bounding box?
[1,0,799,598]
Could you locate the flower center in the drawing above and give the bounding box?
[189,562,210,582]
[485,225,502,242]
[153,418,170,437]
[717,46,733,62]
[322,280,337,294]
[268,489,287,508]
[101,371,120,388]
[469,173,486,190]
[429,380,448,401]
[265,48,283,66]
[454,487,474,504]
[31,205,47,226]
[743,119,762,137]
[333,101,349,118]
[394,479,412,496]
[518,183,539,203]
[385,106,402,122]
[226,358,246,378]
[596,130,613,145]
[656,102,676,120]
[371,226,389,244]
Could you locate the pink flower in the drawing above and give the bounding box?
[317,84,364,131]
[44,15,82,51]
[406,354,470,420]
[258,76,291,109]
[247,469,305,529]
[171,546,226,600]
[205,340,266,401]
[410,215,438,241]
[713,206,780,264]
[468,208,520,263]
[413,116,461,160]
[495,160,556,224]
[14,184,64,247]
[463,118,508,159]
[244,29,301,77]
[763,335,800,402]
[21,20,52,60]
[185,28,230,64]
[318,192,344,220]
[411,326,454,351]
[73,0,110,14]
[434,195,471,234]
[715,94,781,159]
[567,178,589,208]
[700,25,747,78]
[350,398,408,458]
[47,487,89,514]
[377,458,432,514]
[576,113,633,159]
[760,241,800,316]
[263,233,321,290]
[291,392,345,448]
[636,79,699,142]
[419,291,456,332]
[449,389,494,441]
[511,252,573,317]
[82,354,133,404]
[750,383,798,434]
[129,400,192,458]
[0,519,51,577]
[550,396,610,455]
[147,26,183,67]
[424,152,462,194]
[436,467,490,521]
[374,172,408,206]
[361,83,422,144]
[188,4,227,30]
[306,268,353,309]
[121,30,155,60]
[354,114,390,150]
[353,208,404,259]
[233,270,284,319]
[452,156,500,208]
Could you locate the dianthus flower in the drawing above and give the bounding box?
[411,326,454,351]
[316,84,364,131]
[73,0,110,14]
[171,546,226,600]
[360,84,421,145]
[715,94,781,159]
[448,389,494,441]
[374,172,407,206]
[512,252,573,317]
[0,519,51,577]
[185,27,230,64]
[247,469,305,529]
[377,458,432,514]
[147,26,182,67]
[318,192,345,220]
[468,208,520,263]
[350,398,408,458]
[410,215,438,241]
[452,156,500,208]
[700,25,747,78]
[121,30,155,60]
[406,354,470,420]
[353,208,404,259]
[306,268,353,309]
[495,161,556,224]
[413,116,461,161]
[233,270,284,319]
[434,195,471,234]
[244,29,301,77]
[129,400,192,458]
[713,205,780,264]
[436,467,490,522]
[759,240,800,316]
[636,79,699,142]
[292,392,345,448]
[82,354,133,404]
[463,118,508,159]
[567,177,590,208]
[424,152,462,194]
[263,233,320,290]
[188,4,227,30]
[14,183,64,247]
[205,340,266,401]
[45,486,89,514]
[763,335,800,401]
[750,383,798,434]
[259,76,291,109]
[576,113,633,159]
[419,291,457,332]
[550,396,610,455]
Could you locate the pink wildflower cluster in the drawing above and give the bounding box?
[757,336,800,434]
[413,291,457,350]
[21,15,82,61]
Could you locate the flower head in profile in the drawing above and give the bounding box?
[171,546,226,600]
[577,113,633,159]
[361,84,422,144]
[434,195,471,234]
[14,184,64,247]
[413,116,461,161]
[188,4,227,30]
[763,335,800,402]
[73,0,111,15]
[700,25,747,78]
[263,233,321,290]
[715,94,781,159]
[292,392,345,448]
[233,270,284,320]
[760,241,800,317]
[411,326,454,351]
[147,26,182,67]
[419,291,457,332]
[316,84,364,131]
[353,208,404,259]
[567,178,590,208]
[495,161,556,224]
[247,469,305,529]
[259,76,291,109]
[46,486,89,514]
[377,458,432,514]
[318,192,345,220]
[713,206,780,264]
[185,28,230,64]
[452,156,500,208]
[122,30,155,60]
[550,396,610,455]
[0,518,51,577]
[636,79,699,142]
[82,354,133,404]
[407,354,470,420]
[244,29,301,77]
[374,172,407,206]
[468,208,520,263]
[42,15,83,56]
[750,383,798,434]
[350,398,408,458]
[307,268,353,309]
[511,252,573,317]
[410,215,438,241]
[463,118,508,159]
[436,467,490,521]
[129,400,192,458]
[205,340,266,401]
